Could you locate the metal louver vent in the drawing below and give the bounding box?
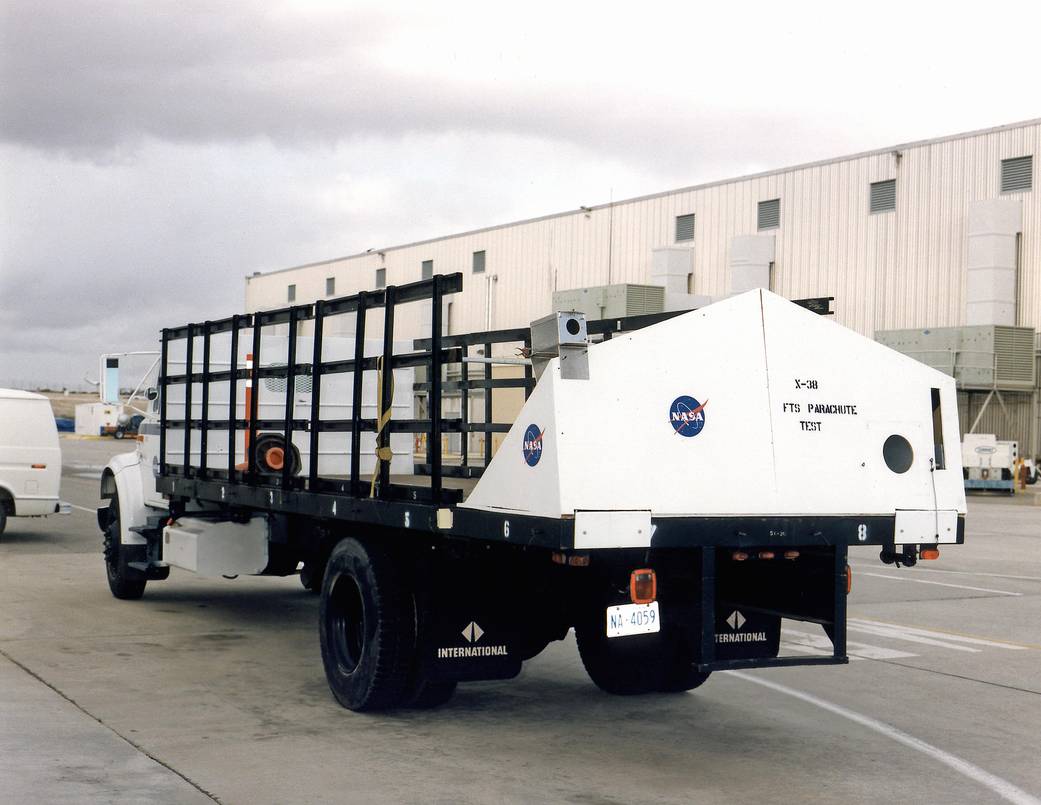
[1001,156,1032,193]
[675,213,695,242]
[263,364,313,395]
[870,179,896,213]
[624,284,665,316]
[757,199,780,230]
[994,326,1036,386]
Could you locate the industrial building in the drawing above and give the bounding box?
[245,118,1041,459]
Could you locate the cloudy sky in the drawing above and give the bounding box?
[1,0,1039,389]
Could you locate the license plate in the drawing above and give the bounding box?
[606,601,661,638]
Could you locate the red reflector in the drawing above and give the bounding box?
[31,463,46,469]
[630,568,657,604]
[732,551,749,561]
[758,550,775,560]
[846,565,853,595]
[551,552,566,565]
[920,548,940,561]
[784,550,800,560]
[568,554,590,567]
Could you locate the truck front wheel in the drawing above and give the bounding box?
[102,494,147,600]
[319,538,416,711]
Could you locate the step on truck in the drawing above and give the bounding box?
[98,275,967,710]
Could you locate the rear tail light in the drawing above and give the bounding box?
[920,547,940,561]
[758,550,775,560]
[630,569,657,604]
[732,551,749,561]
[784,550,800,560]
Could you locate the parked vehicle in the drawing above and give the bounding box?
[0,388,70,534]
[98,276,966,711]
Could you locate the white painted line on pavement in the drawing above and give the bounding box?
[67,504,98,514]
[848,619,1029,651]
[846,622,980,652]
[858,571,1022,597]
[851,563,1041,583]
[782,627,916,660]
[730,671,1041,805]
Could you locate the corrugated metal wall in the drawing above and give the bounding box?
[245,120,1041,451]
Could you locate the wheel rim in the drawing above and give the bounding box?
[329,574,365,674]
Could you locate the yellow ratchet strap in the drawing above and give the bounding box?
[369,356,394,497]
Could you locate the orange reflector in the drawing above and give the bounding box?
[265,446,285,470]
[568,554,590,567]
[31,463,46,469]
[551,552,566,565]
[630,568,657,604]
[920,547,940,561]
[732,551,749,561]
[784,550,800,560]
[758,550,775,560]
[846,565,853,594]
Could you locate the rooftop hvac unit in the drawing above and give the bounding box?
[874,325,1036,391]
[552,283,665,319]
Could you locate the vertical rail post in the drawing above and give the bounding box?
[182,324,195,478]
[228,315,240,479]
[378,286,396,498]
[350,293,367,497]
[460,346,469,469]
[308,299,325,488]
[282,306,298,490]
[832,545,849,659]
[248,317,262,480]
[159,329,169,477]
[523,333,533,400]
[429,276,443,502]
[699,547,716,666]
[199,323,211,478]
[483,341,493,468]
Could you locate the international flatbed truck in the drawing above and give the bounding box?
[98,274,966,710]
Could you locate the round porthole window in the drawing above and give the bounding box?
[883,434,913,474]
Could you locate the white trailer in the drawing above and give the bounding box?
[98,275,966,710]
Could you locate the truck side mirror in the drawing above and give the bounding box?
[146,387,159,401]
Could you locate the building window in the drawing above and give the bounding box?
[375,268,386,289]
[422,259,433,280]
[287,284,296,303]
[757,198,780,231]
[675,213,695,242]
[870,179,896,213]
[1001,156,1033,193]
[325,276,335,296]
[472,250,486,274]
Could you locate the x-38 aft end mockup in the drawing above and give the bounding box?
[99,274,965,710]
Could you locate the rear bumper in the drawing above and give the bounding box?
[13,497,60,517]
[648,513,965,550]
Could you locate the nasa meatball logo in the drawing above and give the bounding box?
[669,395,708,437]
[522,424,544,466]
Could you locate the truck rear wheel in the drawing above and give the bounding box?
[576,618,711,695]
[103,494,147,600]
[319,538,416,711]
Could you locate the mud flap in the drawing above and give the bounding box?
[713,607,781,661]
[419,590,523,683]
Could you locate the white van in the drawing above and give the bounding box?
[0,389,68,534]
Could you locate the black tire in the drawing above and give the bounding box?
[254,433,302,476]
[576,610,711,695]
[319,538,416,711]
[113,428,126,440]
[575,621,667,695]
[0,503,7,536]
[103,494,147,600]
